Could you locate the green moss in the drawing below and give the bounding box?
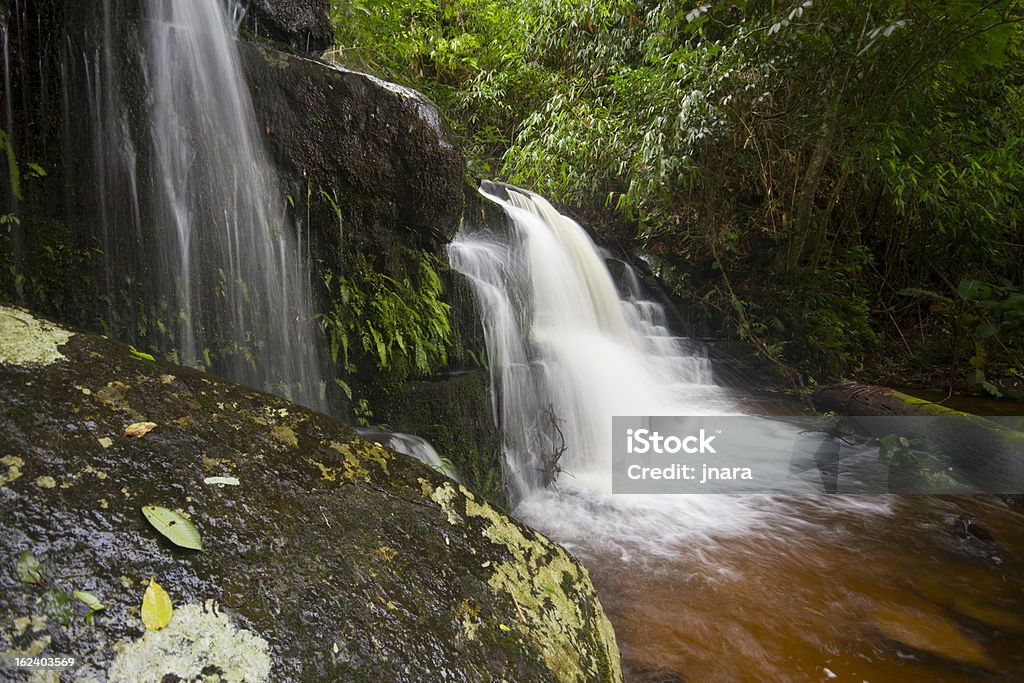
[370,371,505,507]
[0,306,73,367]
[890,390,975,417]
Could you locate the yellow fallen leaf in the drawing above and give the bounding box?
[124,422,157,438]
[141,577,173,631]
[97,437,113,449]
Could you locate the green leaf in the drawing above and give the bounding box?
[44,589,74,626]
[74,590,105,613]
[975,323,998,339]
[335,378,353,401]
[142,505,203,551]
[16,550,42,584]
[141,577,173,631]
[129,346,156,362]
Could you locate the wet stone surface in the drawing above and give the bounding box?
[0,306,621,682]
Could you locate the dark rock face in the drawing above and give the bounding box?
[0,306,622,682]
[240,42,465,255]
[3,0,500,514]
[242,0,333,56]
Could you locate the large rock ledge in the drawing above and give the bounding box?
[240,41,465,254]
[0,306,622,682]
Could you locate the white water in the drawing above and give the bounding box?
[449,181,893,571]
[450,183,729,497]
[142,0,324,407]
[450,185,1024,681]
[73,0,325,408]
[356,428,461,483]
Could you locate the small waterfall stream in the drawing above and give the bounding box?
[449,182,727,497]
[451,182,1024,681]
[64,0,326,408]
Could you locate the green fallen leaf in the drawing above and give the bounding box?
[16,550,42,584]
[74,590,106,625]
[44,589,74,626]
[129,346,156,362]
[203,476,240,487]
[73,590,105,612]
[142,505,203,551]
[141,577,173,631]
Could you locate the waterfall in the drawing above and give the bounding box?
[449,182,727,498]
[68,0,326,409]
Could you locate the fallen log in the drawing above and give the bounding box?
[812,380,974,417]
[813,380,1024,493]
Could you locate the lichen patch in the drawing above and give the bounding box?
[429,482,462,525]
[108,602,272,683]
[270,425,299,448]
[465,495,622,683]
[0,307,73,368]
[1,455,24,486]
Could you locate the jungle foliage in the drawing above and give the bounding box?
[319,249,452,390]
[330,0,1024,391]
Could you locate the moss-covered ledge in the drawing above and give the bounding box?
[0,305,622,682]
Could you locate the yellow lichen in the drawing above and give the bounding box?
[429,482,462,525]
[465,494,622,683]
[271,424,299,448]
[309,458,340,482]
[34,475,57,489]
[1,455,24,486]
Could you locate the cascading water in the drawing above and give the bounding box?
[451,183,1024,681]
[449,181,728,497]
[65,0,326,408]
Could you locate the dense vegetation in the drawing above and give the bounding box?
[328,0,1024,393]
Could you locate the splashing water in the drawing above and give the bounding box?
[450,182,1024,681]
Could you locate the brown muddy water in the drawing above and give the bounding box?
[517,396,1024,683]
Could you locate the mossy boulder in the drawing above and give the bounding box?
[0,306,622,682]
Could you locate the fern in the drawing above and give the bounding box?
[319,249,452,381]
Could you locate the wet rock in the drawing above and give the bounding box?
[0,305,622,682]
[951,513,996,543]
[240,41,464,256]
[241,0,333,56]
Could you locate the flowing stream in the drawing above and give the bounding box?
[450,183,1024,681]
